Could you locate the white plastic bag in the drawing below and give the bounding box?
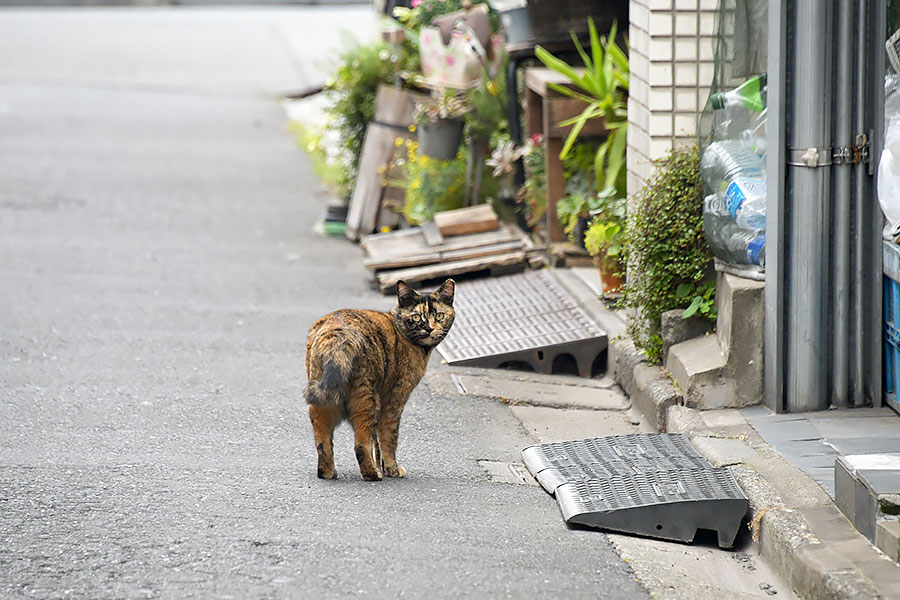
[878,117,900,234]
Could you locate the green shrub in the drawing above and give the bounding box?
[620,145,713,363]
[324,40,416,200]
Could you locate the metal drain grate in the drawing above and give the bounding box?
[522,434,749,548]
[438,270,607,377]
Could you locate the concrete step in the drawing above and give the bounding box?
[665,272,764,409]
[835,453,900,563]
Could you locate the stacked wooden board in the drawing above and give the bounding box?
[360,205,544,293]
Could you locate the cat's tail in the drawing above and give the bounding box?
[303,334,360,407]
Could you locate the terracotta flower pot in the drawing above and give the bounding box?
[598,254,624,294]
[600,267,624,294]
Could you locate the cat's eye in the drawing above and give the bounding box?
[435,313,444,321]
[411,314,422,322]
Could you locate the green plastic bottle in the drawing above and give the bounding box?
[710,74,767,112]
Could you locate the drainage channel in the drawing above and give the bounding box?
[522,434,749,548]
[438,270,607,377]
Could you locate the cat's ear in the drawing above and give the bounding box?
[435,278,455,306]
[396,280,419,308]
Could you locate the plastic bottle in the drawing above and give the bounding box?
[710,74,767,112]
[724,178,767,230]
[703,194,766,267]
[700,139,765,191]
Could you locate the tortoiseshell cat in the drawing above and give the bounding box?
[303,279,456,481]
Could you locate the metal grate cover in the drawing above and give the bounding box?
[438,270,607,377]
[522,434,749,548]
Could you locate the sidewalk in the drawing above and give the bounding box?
[540,267,900,600]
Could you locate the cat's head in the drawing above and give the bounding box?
[391,279,456,348]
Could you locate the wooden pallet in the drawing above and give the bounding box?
[361,222,526,271]
[362,216,543,294]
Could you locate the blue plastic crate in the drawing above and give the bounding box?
[884,240,900,415]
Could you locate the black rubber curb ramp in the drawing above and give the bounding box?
[522,434,749,548]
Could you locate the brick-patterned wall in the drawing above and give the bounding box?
[627,0,718,199]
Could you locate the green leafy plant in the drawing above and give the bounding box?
[388,137,499,224]
[677,280,717,320]
[323,39,417,200]
[516,134,546,227]
[534,18,629,199]
[619,146,713,364]
[556,141,599,236]
[463,57,509,142]
[584,218,623,270]
[393,0,500,34]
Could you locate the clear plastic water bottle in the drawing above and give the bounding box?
[724,178,767,230]
[700,139,765,191]
[703,194,766,267]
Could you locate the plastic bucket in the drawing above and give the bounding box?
[500,7,532,44]
[417,118,464,160]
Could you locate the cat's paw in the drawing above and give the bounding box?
[384,464,407,478]
[317,467,337,480]
[361,468,383,481]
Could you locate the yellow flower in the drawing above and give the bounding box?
[394,137,404,147]
[380,226,392,233]
[487,81,499,96]
[408,124,417,132]
[412,180,421,189]
[420,155,429,165]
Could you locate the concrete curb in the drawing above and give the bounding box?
[610,337,681,432]
[664,404,885,600]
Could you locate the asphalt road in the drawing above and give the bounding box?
[0,7,649,598]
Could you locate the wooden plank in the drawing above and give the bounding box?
[361,222,520,262]
[345,123,412,241]
[439,241,524,262]
[433,204,499,237]
[420,221,445,247]
[377,251,528,294]
[360,227,424,257]
[544,136,566,242]
[363,240,523,271]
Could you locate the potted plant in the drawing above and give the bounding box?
[486,135,531,199]
[585,217,624,294]
[414,89,469,160]
[554,141,601,246]
[535,18,629,222]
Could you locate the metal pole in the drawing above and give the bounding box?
[831,0,855,408]
[786,0,834,412]
[765,0,788,412]
[851,0,872,406]
[864,0,886,407]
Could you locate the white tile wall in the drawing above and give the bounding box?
[627,0,718,199]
